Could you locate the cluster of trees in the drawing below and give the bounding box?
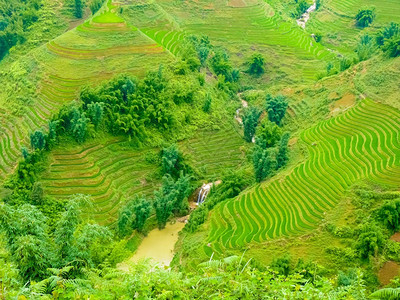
[328,22,400,76]
[0,194,122,282]
[118,144,192,234]
[0,0,42,60]
[241,94,290,182]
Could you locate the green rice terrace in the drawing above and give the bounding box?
[1,0,400,298]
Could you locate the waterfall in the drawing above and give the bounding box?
[196,181,222,205]
[197,183,213,205]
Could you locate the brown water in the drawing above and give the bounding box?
[119,222,185,270]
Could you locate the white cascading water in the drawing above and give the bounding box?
[197,183,213,205]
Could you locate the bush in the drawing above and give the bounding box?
[247,53,265,76]
[355,9,375,28]
[266,94,288,126]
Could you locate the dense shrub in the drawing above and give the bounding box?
[265,94,288,126]
[247,53,265,76]
[355,9,375,28]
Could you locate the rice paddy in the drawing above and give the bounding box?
[206,99,400,252]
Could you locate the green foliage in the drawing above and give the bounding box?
[370,288,400,299]
[337,269,357,286]
[276,132,290,170]
[74,0,83,18]
[356,224,385,260]
[210,48,238,83]
[160,144,187,178]
[253,147,276,182]
[376,199,400,231]
[247,53,265,76]
[185,35,212,66]
[30,129,47,151]
[355,9,376,28]
[266,94,288,126]
[316,0,321,10]
[90,0,105,15]
[270,256,291,276]
[154,173,191,229]
[355,34,375,61]
[203,93,212,113]
[30,182,44,205]
[255,119,282,148]
[292,0,309,19]
[339,56,353,71]
[118,196,152,236]
[71,109,90,143]
[376,23,400,46]
[86,102,104,129]
[382,35,400,58]
[242,106,261,143]
[0,0,41,60]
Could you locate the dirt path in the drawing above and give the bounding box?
[296,1,316,29]
[235,93,248,125]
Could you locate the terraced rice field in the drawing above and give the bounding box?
[0,2,171,182]
[307,0,400,54]
[40,138,159,225]
[180,123,246,179]
[206,99,400,252]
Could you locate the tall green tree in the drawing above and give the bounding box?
[255,119,281,148]
[74,0,83,18]
[160,144,187,178]
[253,147,276,182]
[377,199,400,231]
[266,95,288,126]
[87,102,103,129]
[242,107,261,143]
[30,129,47,151]
[118,197,152,236]
[276,132,290,170]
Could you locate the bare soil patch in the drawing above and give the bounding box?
[228,0,246,8]
[391,232,400,242]
[378,261,400,285]
[329,93,356,116]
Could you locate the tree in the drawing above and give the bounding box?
[54,199,81,262]
[242,107,261,143]
[87,102,103,129]
[71,110,90,143]
[355,9,375,28]
[30,129,47,151]
[160,144,186,178]
[153,173,191,228]
[90,0,104,15]
[377,199,400,231]
[210,49,233,81]
[74,0,83,18]
[13,235,53,281]
[31,182,44,205]
[276,132,290,170]
[47,120,59,147]
[356,224,384,259]
[376,22,399,46]
[118,197,152,236]
[153,187,174,229]
[255,119,281,149]
[266,95,288,126]
[247,53,265,76]
[382,36,400,57]
[355,34,375,61]
[253,147,276,182]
